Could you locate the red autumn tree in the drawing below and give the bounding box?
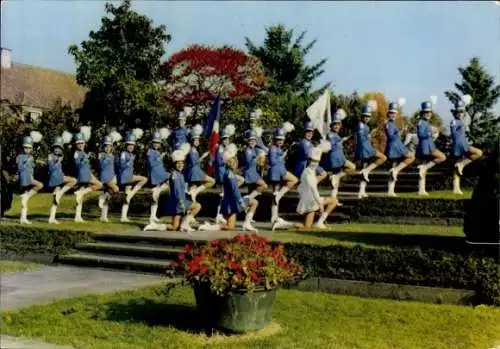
[160,44,267,108]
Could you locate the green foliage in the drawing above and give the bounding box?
[0,104,32,173]
[0,224,90,256]
[464,140,500,243]
[245,24,329,95]
[445,57,500,150]
[283,243,500,305]
[68,0,170,131]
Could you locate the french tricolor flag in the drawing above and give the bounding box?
[203,94,221,176]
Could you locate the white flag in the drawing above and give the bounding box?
[306,89,331,138]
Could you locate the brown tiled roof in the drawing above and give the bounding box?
[0,63,86,109]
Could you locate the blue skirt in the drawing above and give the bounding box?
[267,165,287,182]
[163,198,192,216]
[185,166,206,183]
[451,141,469,158]
[386,141,408,160]
[355,143,376,162]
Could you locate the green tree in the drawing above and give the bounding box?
[68,0,170,131]
[445,57,500,150]
[245,24,329,95]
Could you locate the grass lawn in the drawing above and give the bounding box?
[2,284,499,349]
[397,190,472,200]
[0,260,42,274]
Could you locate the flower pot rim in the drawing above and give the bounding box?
[193,282,278,294]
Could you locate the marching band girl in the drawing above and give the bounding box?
[98,134,120,222]
[385,101,415,196]
[119,131,147,222]
[324,110,355,199]
[214,124,236,224]
[355,105,387,198]
[147,131,171,223]
[17,134,44,224]
[74,130,103,222]
[296,144,338,229]
[218,144,259,232]
[185,124,215,204]
[294,120,327,184]
[242,129,268,205]
[450,99,482,194]
[47,133,76,224]
[163,145,201,233]
[267,124,298,228]
[169,110,190,151]
[416,101,446,195]
[249,109,269,154]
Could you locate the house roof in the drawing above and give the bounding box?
[0,63,86,109]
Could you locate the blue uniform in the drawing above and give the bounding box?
[214,144,226,184]
[47,153,64,188]
[119,151,135,185]
[74,150,92,184]
[294,138,325,177]
[147,149,170,185]
[450,118,469,157]
[163,170,191,216]
[354,122,376,161]
[267,145,287,182]
[220,169,248,216]
[99,152,116,183]
[17,153,35,188]
[385,120,408,159]
[243,146,261,184]
[416,119,436,157]
[325,131,347,170]
[184,147,206,183]
[169,127,189,151]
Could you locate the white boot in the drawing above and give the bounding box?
[247,190,261,200]
[188,185,206,203]
[55,183,72,205]
[150,203,159,223]
[74,203,84,222]
[198,221,220,231]
[313,212,329,229]
[271,204,279,223]
[358,181,368,199]
[392,161,408,181]
[152,186,162,203]
[418,177,429,196]
[455,158,472,176]
[453,173,463,195]
[330,174,340,198]
[126,183,143,203]
[75,187,92,205]
[243,211,258,233]
[360,163,378,182]
[100,203,109,222]
[180,215,194,234]
[274,186,290,203]
[387,179,397,197]
[20,206,31,225]
[48,204,59,224]
[121,204,130,222]
[98,193,107,209]
[271,217,294,231]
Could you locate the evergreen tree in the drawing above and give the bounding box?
[445,57,500,151]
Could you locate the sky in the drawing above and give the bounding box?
[1,1,499,122]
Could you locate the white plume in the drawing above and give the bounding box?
[80,126,92,141]
[254,126,263,137]
[159,127,170,140]
[179,111,186,118]
[461,94,472,106]
[254,108,263,118]
[179,143,191,156]
[430,95,438,105]
[398,97,407,107]
[183,106,193,117]
[404,133,419,146]
[224,124,236,137]
[109,131,122,143]
[282,121,295,134]
[132,128,144,140]
[61,131,73,145]
[317,139,332,153]
[368,99,378,111]
[29,131,43,143]
[335,108,347,121]
[192,124,203,137]
[225,143,238,158]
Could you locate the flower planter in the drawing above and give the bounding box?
[193,283,277,333]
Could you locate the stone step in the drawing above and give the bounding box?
[55,252,175,274]
[74,242,183,260]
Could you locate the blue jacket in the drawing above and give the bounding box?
[416,119,436,157]
[147,149,170,185]
[267,145,287,182]
[17,152,35,187]
[385,120,408,159]
[214,144,226,184]
[325,131,347,169]
[74,150,92,184]
[99,152,116,183]
[354,122,376,161]
[220,168,245,216]
[243,146,261,183]
[47,153,64,188]
[185,147,206,183]
[163,170,191,216]
[169,127,189,151]
[119,151,135,185]
[450,118,469,157]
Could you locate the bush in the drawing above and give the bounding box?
[283,243,500,305]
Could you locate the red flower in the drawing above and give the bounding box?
[251,272,259,281]
[178,253,185,262]
[247,260,257,269]
[184,244,191,253]
[230,261,241,271]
